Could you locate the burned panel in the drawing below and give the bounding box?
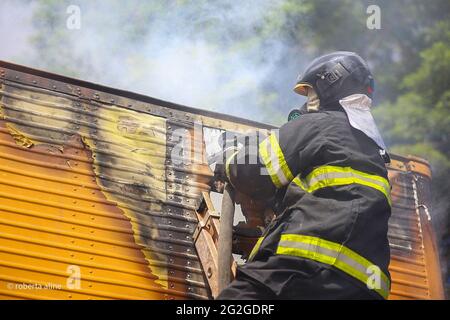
[0,68,215,299]
[0,60,270,300]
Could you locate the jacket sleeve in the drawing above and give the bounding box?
[225,114,324,201]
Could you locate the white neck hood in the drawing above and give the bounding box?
[339,94,387,150]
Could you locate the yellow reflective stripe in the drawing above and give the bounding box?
[248,236,264,261]
[307,165,390,192]
[259,138,283,188]
[292,165,391,205]
[293,176,307,191]
[225,150,239,182]
[269,134,295,182]
[280,234,390,287]
[277,234,390,299]
[258,133,294,188]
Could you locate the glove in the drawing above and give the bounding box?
[210,146,239,193]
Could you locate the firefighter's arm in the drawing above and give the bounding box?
[222,114,324,199]
[218,131,275,201]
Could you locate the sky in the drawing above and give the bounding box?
[0,0,307,125]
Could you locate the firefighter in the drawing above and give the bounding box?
[216,51,392,300]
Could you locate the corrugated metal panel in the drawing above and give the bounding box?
[0,61,444,299]
[0,61,268,300]
[387,156,444,299]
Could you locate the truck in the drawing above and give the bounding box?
[0,60,445,299]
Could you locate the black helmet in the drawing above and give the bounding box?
[294,51,374,107]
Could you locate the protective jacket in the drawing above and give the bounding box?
[221,102,392,299]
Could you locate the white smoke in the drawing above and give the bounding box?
[0,0,306,124]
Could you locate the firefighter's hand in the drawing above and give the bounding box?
[212,163,227,193]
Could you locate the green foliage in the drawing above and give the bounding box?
[374,21,450,164]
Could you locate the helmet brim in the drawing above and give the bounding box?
[293,83,312,96]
